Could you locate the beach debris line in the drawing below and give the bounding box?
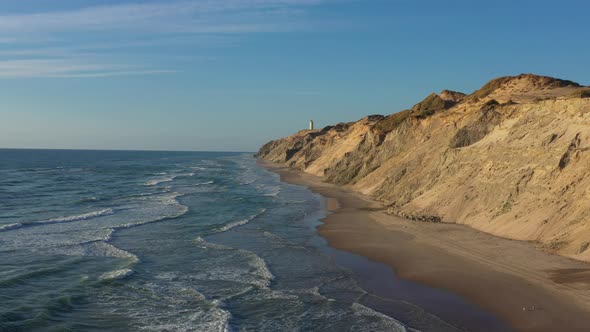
[387,208,442,223]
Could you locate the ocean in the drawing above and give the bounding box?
[0,149,498,332]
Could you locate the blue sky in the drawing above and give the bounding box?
[0,0,588,151]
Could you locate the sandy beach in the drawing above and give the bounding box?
[262,161,590,332]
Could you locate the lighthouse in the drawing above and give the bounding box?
[309,120,314,130]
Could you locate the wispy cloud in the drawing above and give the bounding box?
[0,0,331,78]
[40,70,177,79]
[0,0,324,33]
[0,59,175,78]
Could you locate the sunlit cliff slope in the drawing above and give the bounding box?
[258,74,590,261]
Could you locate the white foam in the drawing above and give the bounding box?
[351,303,409,332]
[256,290,299,301]
[195,181,214,186]
[0,223,23,232]
[45,208,114,223]
[0,208,114,233]
[258,184,281,197]
[54,241,140,263]
[145,173,195,186]
[192,237,275,289]
[263,190,280,197]
[99,268,134,281]
[217,219,250,233]
[145,177,174,186]
[236,167,258,186]
[194,237,232,250]
[102,228,115,242]
[214,209,266,233]
[101,242,137,261]
[105,275,232,332]
[135,308,231,332]
[290,286,323,297]
[242,250,274,288]
[113,204,189,230]
[2,190,190,261]
[79,196,99,202]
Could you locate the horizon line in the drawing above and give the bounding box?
[0,147,255,154]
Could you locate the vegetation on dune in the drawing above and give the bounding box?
[471,76,514,100]
[470,74,582,101]
[482,99,500,111]
[568,88,590,99]
[373,92,462,133]
[321,122,354,133]
[411,93,448,118]
[373,110,412,133]
[440,89,467,101]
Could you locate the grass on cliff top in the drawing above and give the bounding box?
[471,76,513,100]
[373,110,411,133]
[374,93,456,133]
[411,93,448,118]
[320,121,354,133]
[471,74,582,101]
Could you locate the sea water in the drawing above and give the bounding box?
[0,149,476,331]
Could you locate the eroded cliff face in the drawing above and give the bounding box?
[257,74,590,261]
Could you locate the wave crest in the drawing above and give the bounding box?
[46,209,114,223]
[212,209,266,234]
[0,208,115,233]
[99,268,134,281]
[145,173,195,186]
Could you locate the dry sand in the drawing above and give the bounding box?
[262,161,590,332]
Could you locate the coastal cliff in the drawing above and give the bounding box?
[257,74,590,262]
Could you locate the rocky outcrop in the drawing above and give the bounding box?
[257,74,590,262]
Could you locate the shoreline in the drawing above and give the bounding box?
[261,160,590,331]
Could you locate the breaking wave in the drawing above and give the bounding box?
[193,236,275,289]
[145,173,195,186]
[99,268,135,281]
[0,223,23,232]
[0,209,115,233]
[194,237,233,250]
[48,240,140,263]
[112,204,189,231]
[46,209,115,223]
[350,303,411,332]
[145,177,174,186]
[212,209,266,234]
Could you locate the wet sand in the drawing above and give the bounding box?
[261,161,590,332]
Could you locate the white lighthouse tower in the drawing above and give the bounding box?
[309,120,314,130]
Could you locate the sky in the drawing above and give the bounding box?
[0,0,589,152]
